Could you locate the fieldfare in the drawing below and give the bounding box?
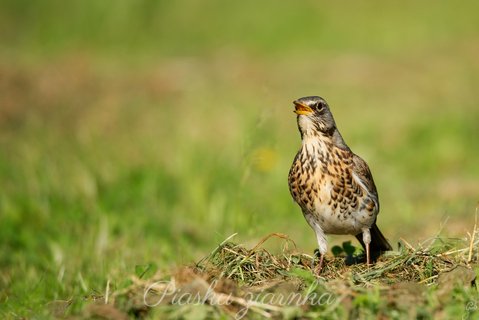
[288,96,392,274]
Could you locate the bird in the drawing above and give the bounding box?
[288,96,392,274]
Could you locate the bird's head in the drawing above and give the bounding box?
[293,96,336,138]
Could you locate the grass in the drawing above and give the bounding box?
[73,231,479,319]
[1,0,479,318]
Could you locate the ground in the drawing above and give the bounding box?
[1,1,479,319]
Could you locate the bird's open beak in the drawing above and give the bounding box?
[293,101,313,115]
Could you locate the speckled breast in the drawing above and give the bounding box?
[288,139,377,234]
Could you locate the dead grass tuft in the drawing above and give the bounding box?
[77,226,478,319]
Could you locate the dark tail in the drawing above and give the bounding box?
[355,223,392,261]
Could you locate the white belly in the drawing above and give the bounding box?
[309,182,376,235]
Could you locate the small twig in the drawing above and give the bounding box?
[418,274,439,284]
[468,210,477,263]
[223,246,247,257]
[399,237,415,251]
[438,247,469,257]
[197,233,238,267]
[424,217,449,251]
[250,233,297,254]
[105,279,110,304]
[411,263,422,275]
[359,254,411,280]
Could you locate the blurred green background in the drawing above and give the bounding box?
[1,0,478,316]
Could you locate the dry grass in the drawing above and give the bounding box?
[196,231,476,286]
[75,226,479,319]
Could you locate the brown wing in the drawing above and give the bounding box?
[352,153,378,201]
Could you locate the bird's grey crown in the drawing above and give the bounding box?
[294,96,327,107]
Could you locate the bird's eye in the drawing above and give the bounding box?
[315,102,324,111]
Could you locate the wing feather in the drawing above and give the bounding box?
[352,154,379,210]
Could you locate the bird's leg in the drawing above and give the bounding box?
[312,224,327,276]
[315,253,325,275]
[362,228,371,266]
[366,242,370,267]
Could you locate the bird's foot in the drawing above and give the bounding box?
[313,251,325,277]
[366,242,371,269]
